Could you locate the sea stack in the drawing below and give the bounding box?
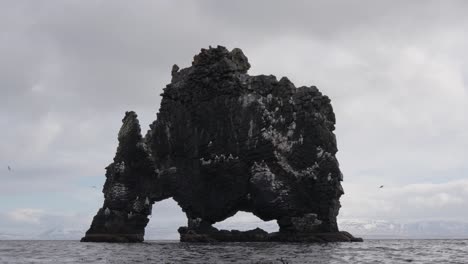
[82,46,362,243]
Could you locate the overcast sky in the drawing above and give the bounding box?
[1,0,468,239]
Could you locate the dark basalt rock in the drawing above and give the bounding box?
[82,46,362,243]
[178,227,363,243]
[81,112,157,243]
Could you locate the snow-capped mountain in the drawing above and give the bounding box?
[2,220,468,240]
[0,228,84,240]
[0,232,31,240]
[339,219,468,239]
[36,227,84,240]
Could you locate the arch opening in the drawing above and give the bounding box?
[214,211,279,233]
[145,198,186,240]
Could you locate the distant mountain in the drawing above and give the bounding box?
[0,232,30,240]
[0,228,85,240]
[2,220,468,240]
[36,227,84,240]
[339,219,468,239]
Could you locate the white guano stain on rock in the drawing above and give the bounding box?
[248,120,254,138]
[240,93,258,107]
[114,161,126,174]
[109,183,129,200]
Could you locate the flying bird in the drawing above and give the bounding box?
[379,185,384,189]
[92,186,97,189]
[7,166,11,172]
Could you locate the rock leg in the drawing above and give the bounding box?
[81,112,156,242]
[81,196,152,242]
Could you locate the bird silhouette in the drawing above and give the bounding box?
[7,166,11,172]
[379,185,384,188]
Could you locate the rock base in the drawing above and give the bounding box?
[80,233,144,243]
[178,227,363,243]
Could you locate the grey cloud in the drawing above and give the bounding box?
[341,179,468,221]
[197,0,468,41]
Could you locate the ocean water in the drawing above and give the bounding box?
[0,240,466,264]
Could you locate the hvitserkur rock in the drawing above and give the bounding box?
[81,46,362,243]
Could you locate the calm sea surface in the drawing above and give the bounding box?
[0,240,466,264]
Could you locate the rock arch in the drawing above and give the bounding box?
[81,46,361,243]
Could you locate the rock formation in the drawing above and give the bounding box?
[81,46,362,243]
